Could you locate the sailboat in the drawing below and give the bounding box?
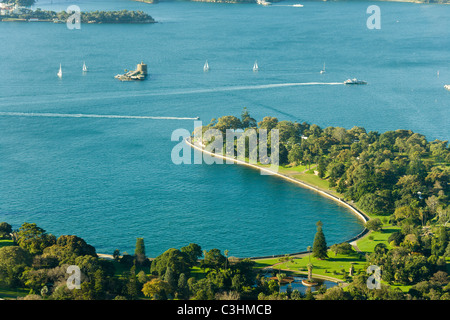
[253,60,259,72]
[203,60,209,72]
[320,62,326,74]
[82,61,88,72]
[57,64,62,78]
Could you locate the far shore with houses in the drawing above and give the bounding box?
[0,5,156,24]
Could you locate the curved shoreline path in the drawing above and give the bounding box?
[185,137,369,259]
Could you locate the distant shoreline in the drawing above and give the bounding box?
[0,9,156,24]
[132,0,450,5]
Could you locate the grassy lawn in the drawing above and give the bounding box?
[291,173,334,193]
[0,239,14,249]
[254,251,366,282]
[356,225,400,253]
[253,258,281,270]
[189,266,210,280]
[278,164,308,174]
[0,286,29,299]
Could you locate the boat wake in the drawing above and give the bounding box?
[151,82,344,96]
[0,112,199,120]
[0,82,344,107]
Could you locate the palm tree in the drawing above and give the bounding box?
[276,273,286,294]
[307,246,312,264]
[303,151,312,170]
[307,263,313,282]
[306,246,313,282]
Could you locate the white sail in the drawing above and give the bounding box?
[57,64,62,78]
[253,60,258,72]
[320,62,326,74]
[82,61,88,72]
[203,60,209,72]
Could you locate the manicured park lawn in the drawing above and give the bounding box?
[0,286,29,299]
[278,165,308,174]
[254,250,366,282]
[356,226,400,253]
[0,239,14,249]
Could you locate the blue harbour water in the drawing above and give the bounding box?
[0,0,449,257]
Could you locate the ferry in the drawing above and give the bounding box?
[344,78,367,85]
[256,0,271,6]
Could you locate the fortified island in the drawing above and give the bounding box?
[114,61,148,81]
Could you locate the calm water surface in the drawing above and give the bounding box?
[0,0,448,256]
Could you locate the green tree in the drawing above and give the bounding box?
[317,157,327,179]
[0,246,31,287]
[135,237,147,265]
[43,235,96,265]
[330,242,354,255]
[16,223,56,255]
[258,117,278,132]
[180,243,202,267]
[125,265,139,299]
[150,248,191,278]
[288,144,302,165]
[0,222,12,239]
[276,273,286,293]
[214,116,242,133]
[240,107,257,129]
[202,248,226,271]
[164,266,178,291]
[312,221,328,260]
[365,218,383,232]
[142,278,171,300]
[177,273,189,299]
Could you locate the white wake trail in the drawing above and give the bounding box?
[0,112,199,120]
[0,82,344,107]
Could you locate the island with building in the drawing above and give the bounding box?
[115,62,149,81]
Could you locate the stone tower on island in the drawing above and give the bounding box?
[136,61,148,76]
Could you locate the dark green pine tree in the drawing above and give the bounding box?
[312,221,328,259]
[135,237,146,265]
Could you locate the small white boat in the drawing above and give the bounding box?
[320,62,326,74]
[445,85,450,91]
[57,64,62,78]
[344,78,367,85]
[256,0,271,5]
[253,60,259,72]
[82,61,88,72]
[203,60,209,72]
[293,4,304,7]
